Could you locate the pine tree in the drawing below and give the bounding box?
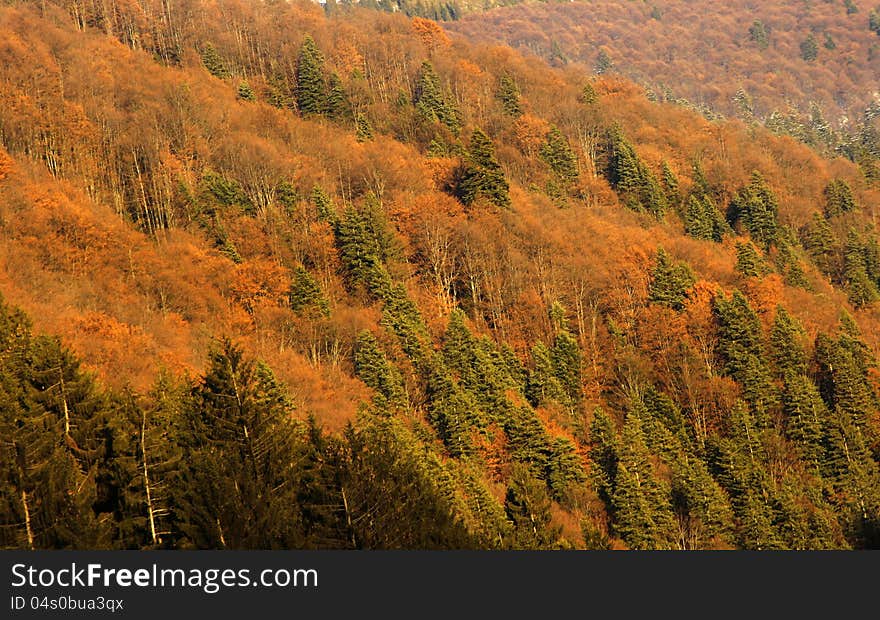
[201,43,230,79]
[414,61,460,134]
[800,33,819,62]
[734,241,770,278]
[648,248,696,310]
[540,127,579,186]
[296,35,327,116]
[770,307,807,376]
[236,81,255,101]
[325,73,351,121]
[456,129,510,209]
[175,340,305,548]
[288,266,330,318]
[728,171,780,250]
[824,179,857,218]
[496,74,522,117]
[354,331,406,408]
[355,114,374,142]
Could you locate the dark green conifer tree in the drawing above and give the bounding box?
[325,72,351,121]
[824,179,857,218]
[540,127,579,186]
[728,171,780,250]
[175,340,306,549]
[201,43,230,79]
[296,35,327,116]
[648,248,696,310]
[456,129,510,209]
[734,241,770,278]
[496,74,522,117]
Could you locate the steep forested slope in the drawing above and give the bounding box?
[449,0,880,139]
[0,0,879,549]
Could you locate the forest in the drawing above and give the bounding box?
[449,0,880,158]
[0,0,879,549]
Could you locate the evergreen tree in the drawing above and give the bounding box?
[311,185,336,222]
[175,340,305,548]
[824,179,857,218]
[355,113,374,142]
[325,72,351,121]
[540,127,579,186]
[581,82,598,105]
[661,160,681,208]
[844,230,880,307]
[288,266,330,318]
[455,129,511,209]
[414,61,461,134]
[684,194,728,241]
[802,212,837,277]
[734,241,770,278]
[749,20,770,50]
[648,248,696,310]
[728,171,780,250]
[496,74,522,117]
[770,307,807,375]
[296,35,327,116]
[606,128,667,217]
[505,463,561,549]
[800,33,819,62]
[526,341,565,407]
[595,49,613,74]
[201,43,230,79]
[236,81,255,101]
[611,412,677,549]
[354,331,406,408]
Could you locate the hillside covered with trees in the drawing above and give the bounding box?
[0,0,879,549]
[449,0,880,149]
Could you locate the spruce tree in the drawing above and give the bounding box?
[296,35,327,116]
[802,212,837,277]
[325,73,351,121]
[201,43,230,79]
[496,74,522,117]
[800,33,819,62]
[611,412,677,549]
[824,179,857,218]
[606,128,667,218]
[456,129,511,209]
[728,171,780,250]
[414,61,460,134]
[236,81,255,101]
[770,307,807,375]
[176,340,305,548]
[648,248,696,310]
[355,114,374,142]
[734,241,770,278]
[288,266,330,318]
[354,331,406,408]
[540,127,578,185]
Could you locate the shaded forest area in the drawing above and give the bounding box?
[0,0,879,549]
